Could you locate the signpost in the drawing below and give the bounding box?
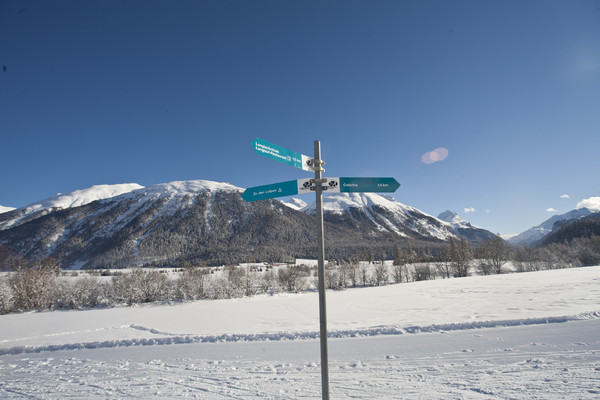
[252,138,316,172]
[241,178,313,202]
[325,177,400,193]
[242,177,400,201]
[243,138,400,400]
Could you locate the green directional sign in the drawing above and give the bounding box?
[252,138,316,172]
[242,178,313,202]
[325,177,400,193]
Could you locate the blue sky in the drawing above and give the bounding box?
[1,0,599,236]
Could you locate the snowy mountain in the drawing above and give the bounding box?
[0,180,364,268]
[281,198,307,211]
[300,194,498,243]
[540,212,600,246]
[437,210,498,243]
[509,208,594,246]
[437,210,467,225]
[302,193,456,240]
[0,183,143,231]
[0,206,16,214]
[0,180,498,269]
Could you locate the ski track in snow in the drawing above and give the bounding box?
[1,312,599,357]
[0,320,599,399]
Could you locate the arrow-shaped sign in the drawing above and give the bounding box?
[242,178,314,202]
[324,177,400,193]
[252,138,317,172]
[242,177,400,202]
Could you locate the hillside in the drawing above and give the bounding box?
[0,180,498,269]
[541,212,600,245]
[508,208,593,246]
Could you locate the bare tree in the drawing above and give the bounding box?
[392,263,404,283]
[111,269,171,305]
[393,244,402,267]
[392,244,408,283]
[259,269,279,294]
[177,266,209,300]
[449,237,472,277]
[278,266,308,293]
[412,264,433,281]
[54,276,102,309]
[374,262,388,286]
[342,262,359,288]
[513,246,542,272]
[359,262,371,287]
[436,257,452,279]
[480,236,508,274]
[9,266,57,311]
[326,263,342,290]
[242,265,258,297]
[0,278,14,314]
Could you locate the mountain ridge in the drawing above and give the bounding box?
[0,183,144,231]
[437,210,498,243]
[0,206,16,215]
[508,208,594,246]
[540,212,600,246]
[0,179,499,269]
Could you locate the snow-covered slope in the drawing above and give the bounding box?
[138,180,242,197]
[0,183,143,230]
[509,208,593,246]
[438,210,468,226]
[280,198,307,211]
[438,210,498,242]
[302,193,456,240]
[303,192,399,215]
[0,181,245,232]
[0,206,16,215]
[0,179,330,268]
[30,183,145,209]
[0,180,500,269]
[300,194,498,243]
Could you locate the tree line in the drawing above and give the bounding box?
[1,234,599,315]
[0,263,315,314]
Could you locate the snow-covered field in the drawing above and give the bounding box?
[1,266,600,399]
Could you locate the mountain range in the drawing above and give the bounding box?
[0,180,498,269]
[508,208,596,246]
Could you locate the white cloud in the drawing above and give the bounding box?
[577,196,600,211]
[464,207,476,213]
[546,208,557,212]
[421,147,449,164]
[485,209,490,214]
[560,194,570,199]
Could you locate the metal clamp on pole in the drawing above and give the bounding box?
[309,178,328,191]
[311,158,326,173]
[318,178,329,191]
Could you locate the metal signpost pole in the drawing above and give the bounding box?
[244,137,400,400]
[313,140,330,400]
